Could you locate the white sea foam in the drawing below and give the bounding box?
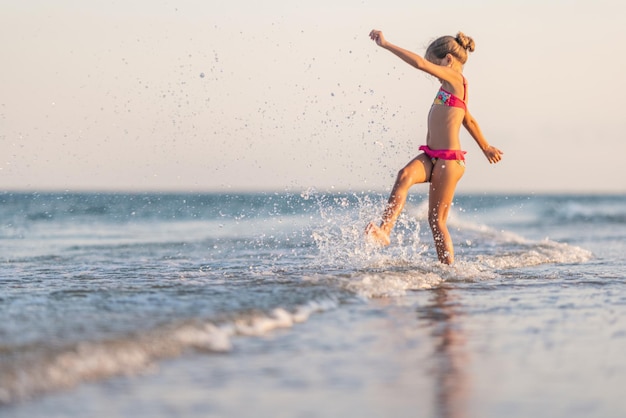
[450,215,592,267]
[475,239,593,269]
[344,271,444,298]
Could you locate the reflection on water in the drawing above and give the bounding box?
[418,287,470,418]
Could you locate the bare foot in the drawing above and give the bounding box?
[365,222,391,246]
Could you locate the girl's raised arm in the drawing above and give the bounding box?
[369,30,461,85]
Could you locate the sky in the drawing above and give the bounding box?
[1,0,625,194]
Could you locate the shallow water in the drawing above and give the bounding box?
[1,192,625,417]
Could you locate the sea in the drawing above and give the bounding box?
[1,191,625,418]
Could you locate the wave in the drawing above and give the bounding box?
[544,199,626,225]
[0,298,338,405]
[308,197,593,298]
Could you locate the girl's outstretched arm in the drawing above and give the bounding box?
[369,30,461,85]
[369,30,428,70]
[463,110,503,164]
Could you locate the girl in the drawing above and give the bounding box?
[365,30,503,264]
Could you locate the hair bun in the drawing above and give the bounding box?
[455,32,475,53]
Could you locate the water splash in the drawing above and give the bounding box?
[308,192,428,270]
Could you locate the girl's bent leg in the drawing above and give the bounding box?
[428,160,465,264]
[366,154,432,246]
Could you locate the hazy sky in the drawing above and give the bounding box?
[1,0,625,193]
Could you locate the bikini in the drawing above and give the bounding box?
[420,77,468,167]
[432,78,467,111]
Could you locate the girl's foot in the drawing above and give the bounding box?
[365,222,391,246]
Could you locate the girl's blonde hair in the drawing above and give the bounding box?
[425,32,475,64]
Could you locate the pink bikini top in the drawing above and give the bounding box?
[433,77,467,111]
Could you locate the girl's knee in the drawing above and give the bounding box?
[396,166,414,186]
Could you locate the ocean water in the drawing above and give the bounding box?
[1,191,625,417]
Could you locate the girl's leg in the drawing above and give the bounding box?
[366,154,433,245]
[428,160,465,264]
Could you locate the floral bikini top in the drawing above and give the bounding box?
[433,76,467,111]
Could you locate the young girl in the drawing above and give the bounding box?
[365,30,503,264]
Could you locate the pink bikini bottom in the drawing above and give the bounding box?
[419,145,466,161]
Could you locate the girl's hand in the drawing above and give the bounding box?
[369,30,387,47]
[483,145,503,164]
